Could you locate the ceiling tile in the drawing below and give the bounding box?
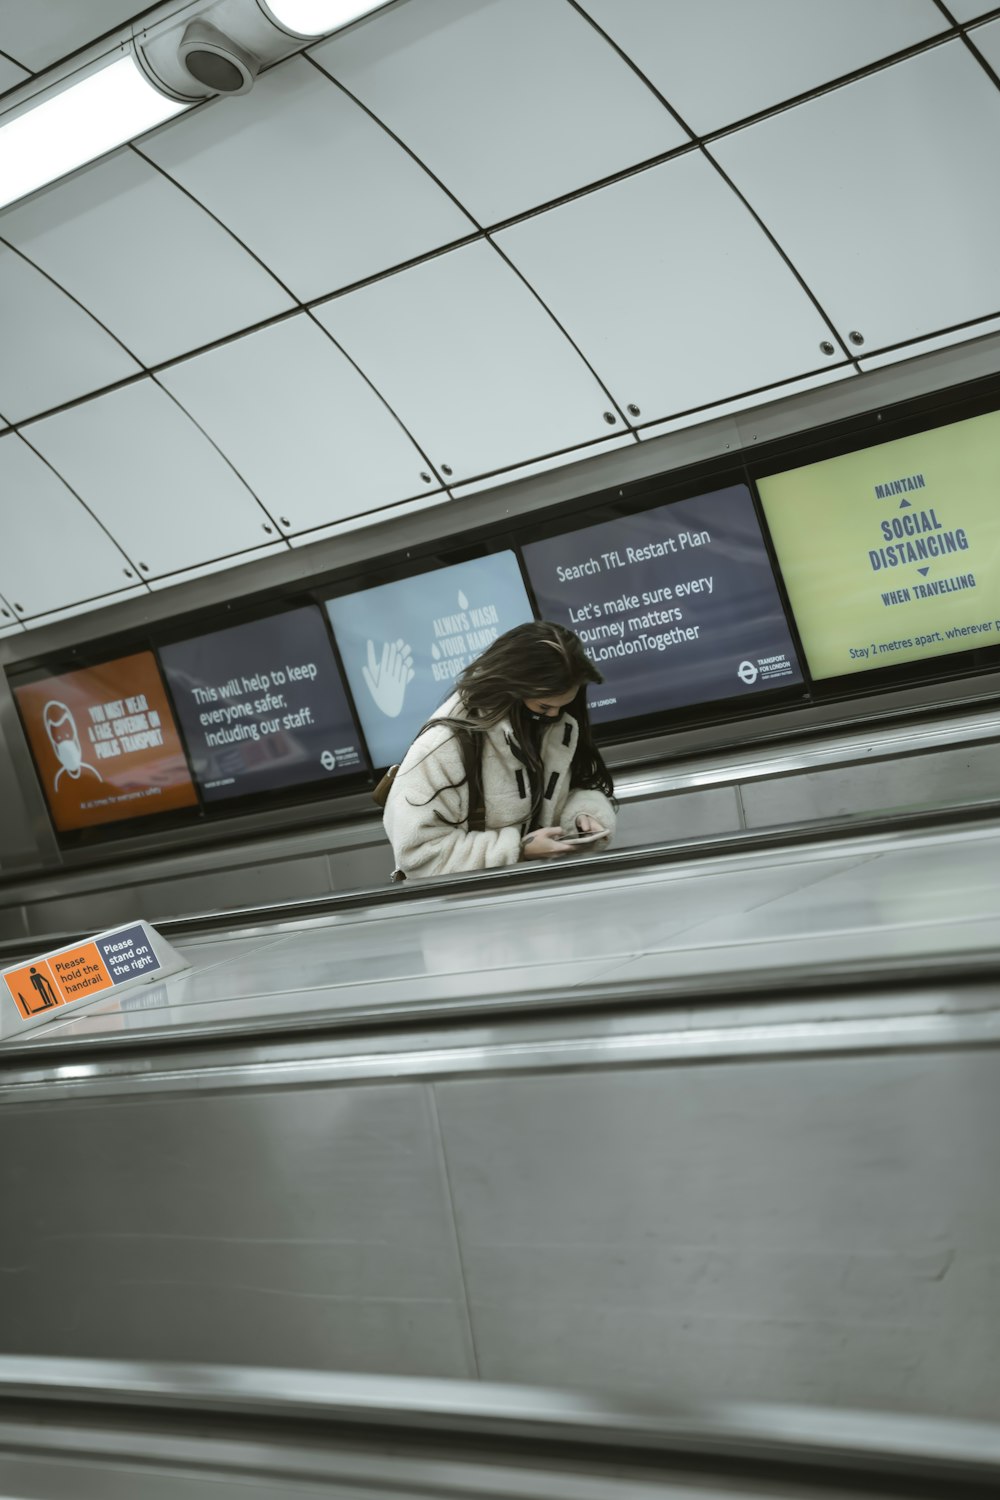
[578,0,947,135]
[0,243,139,422]
[948,2,999,20]
[0,54,30,94]
[141,55,475,303]
[25,379,276,579]
[0,149,294,366]
[0,1,142,70]
[159,313,439,536]
[0,434,136,616]
[313,240,619,482]
[969,16,1000,68]
[712,42,1000,354]
[497,154,839,424]
[310,0,686,225]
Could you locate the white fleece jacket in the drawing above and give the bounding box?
[383,693,616,878]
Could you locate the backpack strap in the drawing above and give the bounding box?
[457,727,486,833]
[375,718,485,832]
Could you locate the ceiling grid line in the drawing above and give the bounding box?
[4,0,1000,637]
[301,306,450,492]
[960,24,1000,88]
[6,8,967,434]
[569,2,856,362]
[147,371,293,543]
[933,2,1000,26]
[484,234,632,431]
[12,426,151,606]
[698,146,853,360]
[0,232,147,368]
[129,138,306,308]
[303,51,489,235]
[0,2,166,80]
[571,2,959,142]
[699,34,991,146]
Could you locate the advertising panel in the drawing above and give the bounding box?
[522,483,802,724]
[757,409,1000,679]
[325,552,534,766]
[13,651,198,833]
[160,606,364,801]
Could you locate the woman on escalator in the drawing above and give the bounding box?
[383,621,617,879]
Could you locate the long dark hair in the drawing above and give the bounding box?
[451,621,615,800]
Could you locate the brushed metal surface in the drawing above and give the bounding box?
[0,1081,475,1378]
[615,786,742,846]
[741,740,1000,827]
[436,1045,1000,1419]
[2,1358,998,1499]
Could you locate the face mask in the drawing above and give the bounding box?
[526,706,565,724]
[55,738,82,774]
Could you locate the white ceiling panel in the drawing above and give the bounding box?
[25,379,276,579]
[310,0,686,225]
[949,2,1000,21]
[497,155,839,424]
[159,313,440,535]
[0,434,136,616]
[0,243,140,422]
[0,1,143,70]
[0,54,30,94]
[969,17,1000,68]
[141,55,475,302]
[712,42,1000,354]
[314,240,619,481]
[0,149,294,366]
[578,0,947,135]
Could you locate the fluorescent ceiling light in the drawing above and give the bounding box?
[263,1,390,39]
[0,53,188,214]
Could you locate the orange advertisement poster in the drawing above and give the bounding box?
[13,651,198,832]
[4,944,114,1018]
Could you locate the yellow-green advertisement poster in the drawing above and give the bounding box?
[758,409,1000,680]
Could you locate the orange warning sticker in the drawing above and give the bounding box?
[5,959,63,1019]
[3,943,113,1018]
[47,943,113,1002]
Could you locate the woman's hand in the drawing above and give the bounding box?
[575,814,608,837]
[520,826,574,859]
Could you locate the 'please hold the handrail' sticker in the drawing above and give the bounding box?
[1,921,188,1036]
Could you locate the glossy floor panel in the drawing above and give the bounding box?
[6,821,999,1047]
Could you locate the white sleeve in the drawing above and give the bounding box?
[383,729,522,877]
[559,787,617,844]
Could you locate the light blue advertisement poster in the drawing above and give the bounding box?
[325,552,534,766]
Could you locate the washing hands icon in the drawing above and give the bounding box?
[363,638,415,717]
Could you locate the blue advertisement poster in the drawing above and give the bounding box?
[522,484,803,724]
[325,552,534,766]
[161,606,364,801]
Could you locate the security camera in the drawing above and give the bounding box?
[178,19,258,94]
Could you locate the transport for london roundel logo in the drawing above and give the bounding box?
[738,660,759,684]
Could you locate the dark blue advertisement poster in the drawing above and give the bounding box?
[160,606,364,801]
[522,484,803,724]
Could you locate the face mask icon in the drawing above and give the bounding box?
[43,701,102,791]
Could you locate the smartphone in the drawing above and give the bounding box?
[560,829,607,845]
